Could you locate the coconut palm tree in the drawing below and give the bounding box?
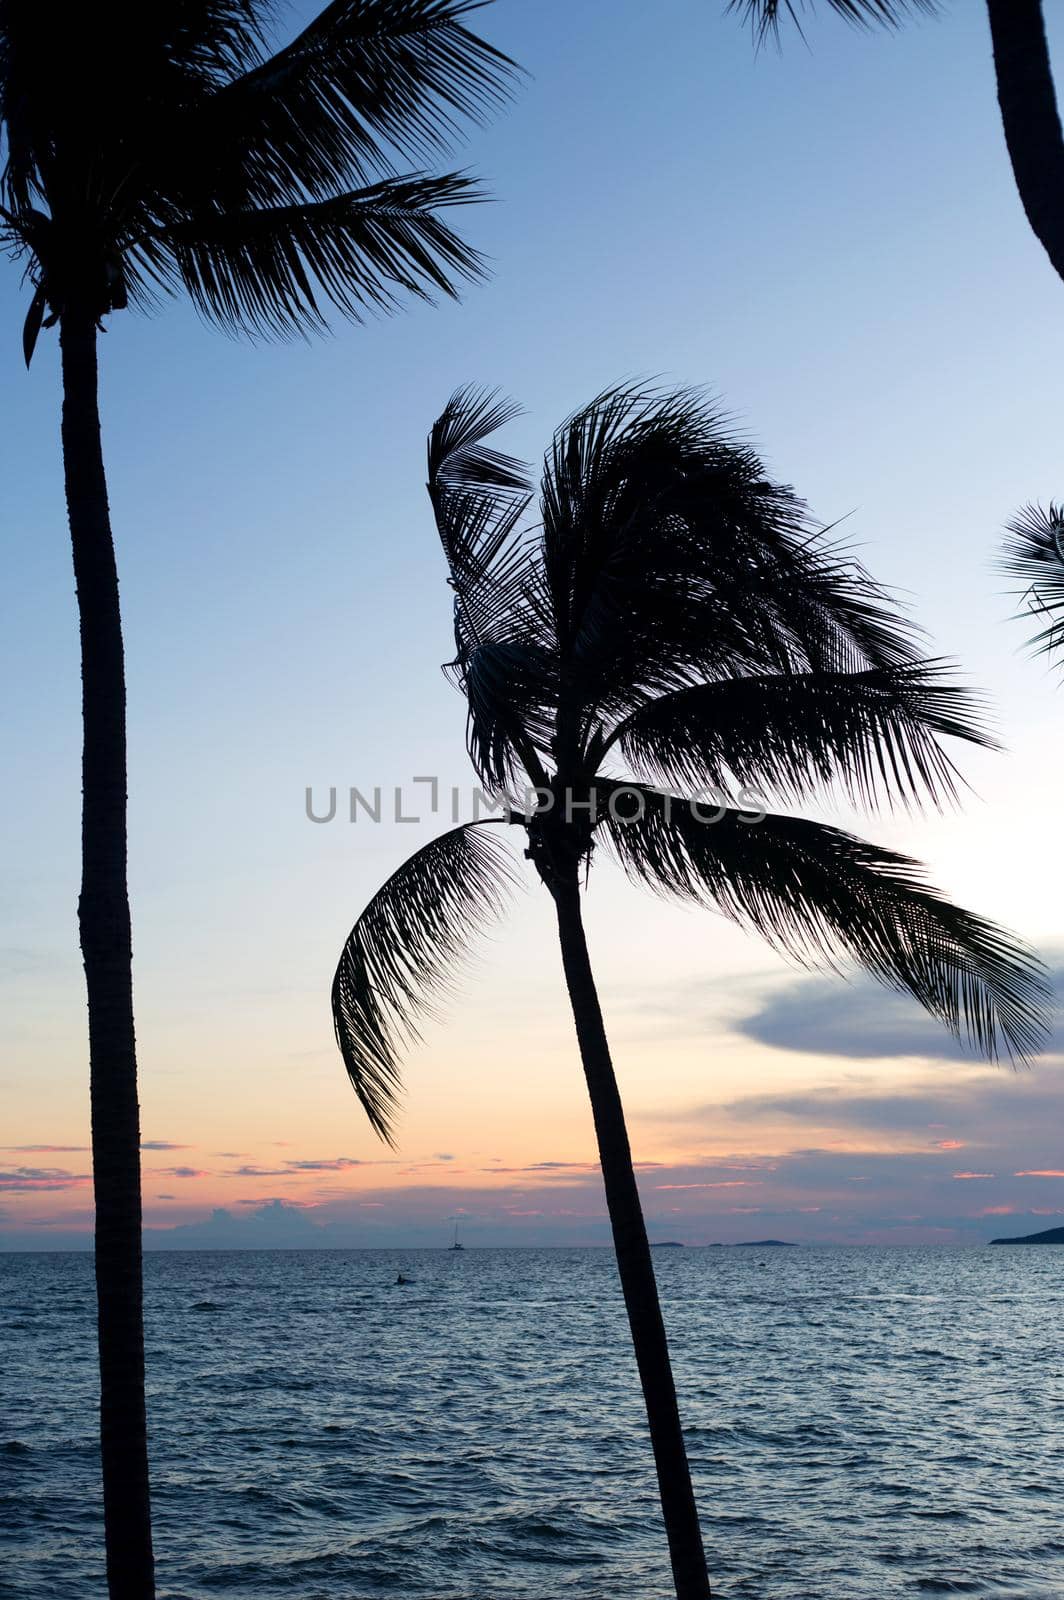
[729,1,1064,291]
[1001,502,1064,662]
[331,386,1051,1600]
[0,6,516,1595]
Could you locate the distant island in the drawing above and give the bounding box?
[651,1240,685,1247]
[990,1224,1064,1245]
[709,1239,797,1248]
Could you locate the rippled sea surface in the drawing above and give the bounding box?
[4,1245,1064,1599]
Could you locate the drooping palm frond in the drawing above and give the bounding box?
[142,173,487,336]
[331,819,522,1142]
[727,0,939,46]
[599,781,1049,1061]
[608,661,994,812]
[1000,502,1064,664]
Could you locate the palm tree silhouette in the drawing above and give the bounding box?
[0,7,516,1595]
[331,387,1050,1600]
[1001,503,1064,662]
[729,1,1064,292]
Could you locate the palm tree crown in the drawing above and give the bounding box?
[0,0,518,357]
[333,386,1050,1142]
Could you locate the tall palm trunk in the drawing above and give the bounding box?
[987,0,1064,286]
[60,312,155,1600]
[551,869,712,1600]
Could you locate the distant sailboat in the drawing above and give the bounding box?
[449,1221,465,1251]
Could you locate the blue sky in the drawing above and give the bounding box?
[4,0,1064,1249]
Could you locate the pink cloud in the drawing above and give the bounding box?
[3,1144,88,1153]
[952,1172,995,1180]
[0,1166,91,1192]
[1014,1170,1064,1178]
[653,1181,751,1191]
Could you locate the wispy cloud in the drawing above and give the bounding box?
[733,969,1063,1064]
[2,1144,88,1154]
[653,1180,752,1190]
[0,1166,90,1192]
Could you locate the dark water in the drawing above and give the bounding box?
[4,1246,1063,1599]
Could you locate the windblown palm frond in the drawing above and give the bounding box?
[1001,502,1064,664]
[608,662,994,812]
[428,387,554,789]
[727,0,939,45]
[535,387,959,758]
[600,782,1049,1061]
[331,819,522,1142]
[196,0,519,205]
[429,385,530,498]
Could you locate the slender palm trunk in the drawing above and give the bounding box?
[60,312,155,1600]
[551,870,711,1600]
[987,0,1064,285]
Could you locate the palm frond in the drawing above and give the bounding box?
[459,638,557,787]
[197,0,520,205]
[727,0,939,46]
[1000,502,1064,664]
[599,782,1050,1061]
[142,172,486,336]
[426,389,556,788]
[610,662,994,812]
[332,819,522,1144]
[162,1,270,81]
[429,384,530,497]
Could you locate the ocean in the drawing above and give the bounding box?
[3,1245,1063,1599]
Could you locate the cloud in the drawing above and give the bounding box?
[1015,1170,1064,1178]
[952,1172,995,1180]
[653,1181,752,1190]
[227,1156,377,1178]
[713,1072,1064,1150]
[144,1199,326,1248]
[735,970,1062,1063]
[284,1157,365,1172]
[141,1141,189,1151]
[3,1144,88,1153]
[479,1160,600,1175]
[154,1166,208,1179]
[0,1166,90,1192]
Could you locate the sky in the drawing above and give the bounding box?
[4,0,1064,1251]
